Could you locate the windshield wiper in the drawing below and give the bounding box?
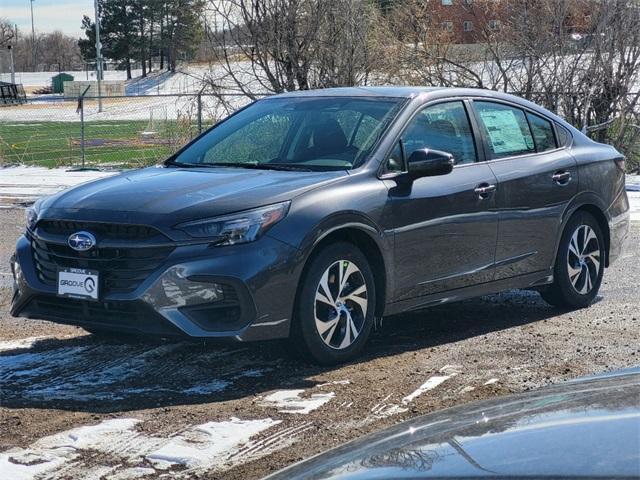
[167,161,314,172]
[208,162,314,172]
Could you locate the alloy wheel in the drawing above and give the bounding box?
[314,259,368,350]
[567,224,601,295]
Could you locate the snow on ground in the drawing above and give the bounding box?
[0,340,269,403]
[371,366,461,419]
[0,166,118,205]
[0,417,288,480]
[628,174,640,222]
[259,389,336,415]
[0,336,48,352]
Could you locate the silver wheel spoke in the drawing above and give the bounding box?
[316,317,338,336]
[339,261,359,296]
[568,235,580,258]
[568,263,582,283]
[586,252,600,272]
[315,289,334,308]
[318,269,335,305]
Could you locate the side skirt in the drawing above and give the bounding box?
[383,269,554,317]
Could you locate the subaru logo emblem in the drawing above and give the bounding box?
[68,231,96,252]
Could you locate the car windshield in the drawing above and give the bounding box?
[170,96,405,171]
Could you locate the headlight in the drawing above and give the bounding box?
[176,201,290,245]
[25,206,39,231]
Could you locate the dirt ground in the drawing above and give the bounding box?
[0,206,638,480]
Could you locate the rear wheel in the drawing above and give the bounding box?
[290,242,376,365]
[540,211,605,309]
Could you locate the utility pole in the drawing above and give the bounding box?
[8,45,15,84]
[30,0,36,71]
[94,0,103,112]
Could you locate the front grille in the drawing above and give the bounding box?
[29,222,174,295]
[25,295,182,336]
[38,220,159,240]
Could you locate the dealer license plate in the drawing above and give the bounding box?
[57,268,99,301]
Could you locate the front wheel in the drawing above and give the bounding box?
[290,242,376,365]
[540,211,605,309]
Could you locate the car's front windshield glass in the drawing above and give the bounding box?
[171,96,405,171]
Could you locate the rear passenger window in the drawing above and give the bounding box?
[474,101,535,159]
[526,112,557,151]
[556,124,571,147]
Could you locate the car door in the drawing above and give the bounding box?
[387,100,499,301]
[470,100,578,280]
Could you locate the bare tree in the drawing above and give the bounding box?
[203,0,381,102]
[384,0,640,171]
[0,18,16,48]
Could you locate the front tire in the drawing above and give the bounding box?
[290,242,376,365]
[540,211,605,309]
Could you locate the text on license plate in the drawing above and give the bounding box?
[58,268,99,300]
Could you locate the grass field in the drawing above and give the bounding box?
[0,120,200,168]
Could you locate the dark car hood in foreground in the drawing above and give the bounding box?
[266,368,640,479]
[40,166,346,223]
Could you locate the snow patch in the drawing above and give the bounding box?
[628,191,640,222]
[0,336,48,353]
[146,417,281,469]
[484,378,499,385]
[0,417,286,479]
[260,389,335,414]
[0,166,117,205]
[401,374,456,404]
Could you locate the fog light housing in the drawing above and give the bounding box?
[142,266,225,309]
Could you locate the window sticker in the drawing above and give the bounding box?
[479,109,534,154]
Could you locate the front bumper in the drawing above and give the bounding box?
[11,233,302,341]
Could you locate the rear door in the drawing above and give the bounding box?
[470,100,578,279]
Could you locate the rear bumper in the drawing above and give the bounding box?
[607,189,631,265]
[11,233,302,341]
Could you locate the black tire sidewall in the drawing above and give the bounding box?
[293,242,376,365]
[552,211,605,308]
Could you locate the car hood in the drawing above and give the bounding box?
[265,368,640,479]
[40,166,347,225]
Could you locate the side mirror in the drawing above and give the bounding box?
[407,149,455,179]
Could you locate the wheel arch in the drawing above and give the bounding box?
[296,224,390,318]
[560,198,611,268]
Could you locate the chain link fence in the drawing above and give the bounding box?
[2,90,638,172]
[0,93,255,169]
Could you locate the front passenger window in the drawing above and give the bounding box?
[402,101,477,165]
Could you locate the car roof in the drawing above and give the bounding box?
[271,86,581,134]
[272,86,525,102]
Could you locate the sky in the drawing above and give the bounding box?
[1,0,94,38]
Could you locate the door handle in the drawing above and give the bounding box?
[552,170,572,185]
[474,183,496,199]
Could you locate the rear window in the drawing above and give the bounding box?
[526,112,557,152]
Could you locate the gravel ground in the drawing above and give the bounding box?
[0,207,638,480]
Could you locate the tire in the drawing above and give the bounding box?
[290,242,376,365]
[540,211,605,309]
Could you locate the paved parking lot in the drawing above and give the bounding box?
[0,204,639,479]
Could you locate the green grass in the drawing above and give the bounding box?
[0,120,202,168]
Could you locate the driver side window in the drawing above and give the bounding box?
[402,101,477,165]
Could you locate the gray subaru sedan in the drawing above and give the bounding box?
[11,87,630,364]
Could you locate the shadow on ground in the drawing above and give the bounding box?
[0,289,566,413]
